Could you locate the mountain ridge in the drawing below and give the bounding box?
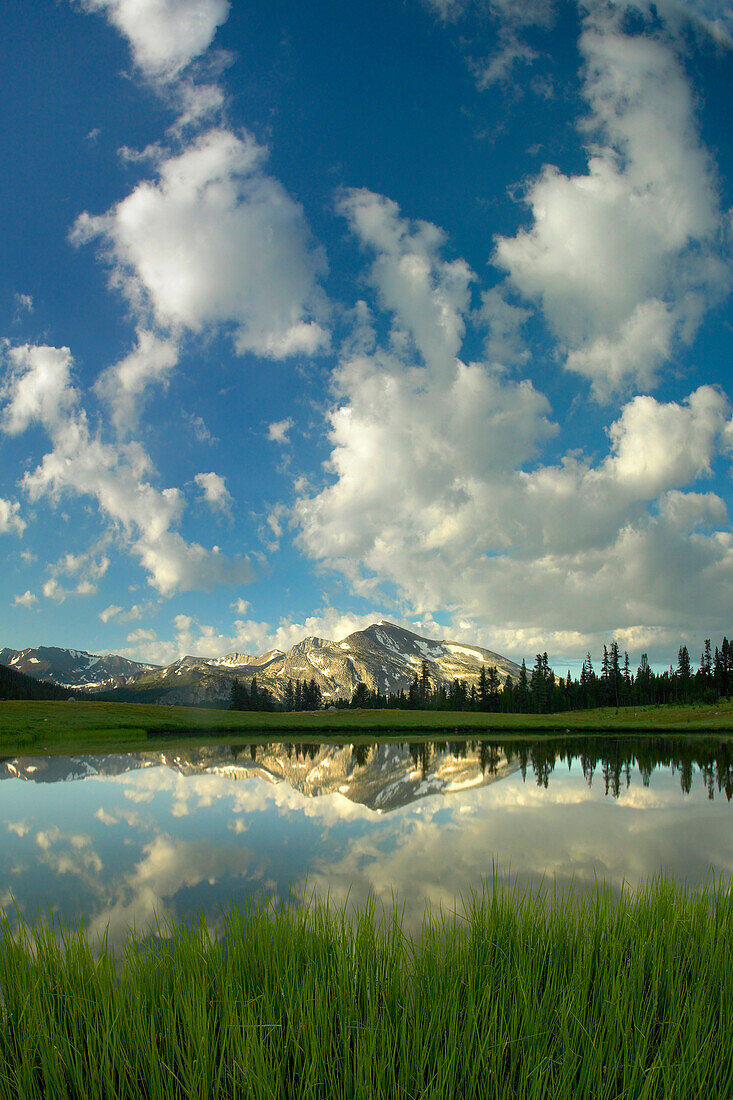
[0,646,160,692]
[0,622,524,708]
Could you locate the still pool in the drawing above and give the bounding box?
[2,735,731,946]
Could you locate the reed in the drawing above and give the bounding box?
[1,877,731,1098]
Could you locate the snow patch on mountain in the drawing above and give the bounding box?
[2,622,524,706]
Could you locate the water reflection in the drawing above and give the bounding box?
[1,736,731,948]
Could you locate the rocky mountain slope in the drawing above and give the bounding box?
[0,740,521,813]
[0,646,159,691]
[0,659,79,701]
[109,621,523,706]
[1,622,523,707]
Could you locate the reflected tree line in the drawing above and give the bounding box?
[231,637,733,714]
[229,736,733,801]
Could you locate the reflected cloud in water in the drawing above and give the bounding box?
[1,736,731,947]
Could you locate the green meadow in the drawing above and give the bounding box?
[1,698,733,757]
[1,877,731,1099]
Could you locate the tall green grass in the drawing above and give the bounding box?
[1,877,731,1098]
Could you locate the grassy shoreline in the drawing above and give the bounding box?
[1,878,731,1099]
[2,698,733,757]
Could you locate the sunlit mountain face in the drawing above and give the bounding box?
[1,1,731,676]
[1,621,522,703]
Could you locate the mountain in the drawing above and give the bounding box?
[0,646,160,692]
[0,622,524,708]
[0,741,521,813]
[105,621,523,707]
[0,660,79,701]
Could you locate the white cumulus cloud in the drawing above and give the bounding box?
[267,418,293,444]
[0,497,25,537]
[338,188,473,371]
[72,128,330,361]
[94,328,178,433]
[81,0,230,80]
[1,343,253,596]
[493,15,728,398]
[292,185,733,655]
[194,470,232,512]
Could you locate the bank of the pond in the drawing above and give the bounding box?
[1,878,731,1099]
[2,698,733,756]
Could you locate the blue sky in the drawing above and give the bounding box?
[1,0,731,672]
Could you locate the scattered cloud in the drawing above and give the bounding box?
[475,38,539,89]
[80,0,231,81]
[423,0,556,89]
[337,188,473,370]
[53,548,110,580]
[42,577,98,602]
[184,412,217,444]
[268,417,294,444]
[494,13,729,398]
[94,328,178,434]
[0,343,254,596]
[168,80,226,134]
[94,807,119,826]
[291,184,733,655]
[0,497,25,536]
[14,293,34,315]
[12,590,37,609]
[100,602,145,623]
[194,470,232,512]
[72,128,330,360]
[421,0,469,20]
[478,287,531,364]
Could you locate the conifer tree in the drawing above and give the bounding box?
[486,665,500,711]
[478,666,489,711]
[352,681,370,708]
[517,659,529,712]
[284,679,295,711]
[700,640,712,682]
[420,660,432,707]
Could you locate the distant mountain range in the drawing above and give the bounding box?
[0,741,521,813]
[0,622,523,707]
[0,659,78,702]
[0,646,158,692]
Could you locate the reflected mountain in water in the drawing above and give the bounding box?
[2,735,732,807]
[0,742,519,812]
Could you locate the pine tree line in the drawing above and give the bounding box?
[229,675,275,712]
[230,638,733,713]
[230,676,322,712]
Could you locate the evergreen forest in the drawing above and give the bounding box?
[231,637,733,714]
